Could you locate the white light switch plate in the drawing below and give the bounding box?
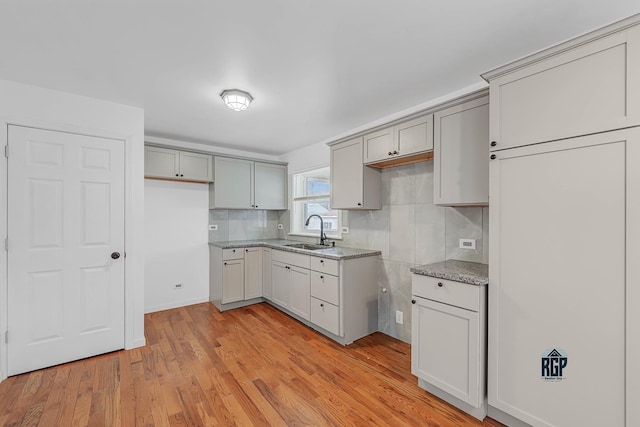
[341,227,349,234]
[209,224,218,231]
[395,310,403,325]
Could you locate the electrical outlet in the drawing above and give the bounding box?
[395,310,403,325]
[174,283,183,289]
[209,224,218,231]
[341,227,349,234]
[459,238,476,250]
[277,224,283,230]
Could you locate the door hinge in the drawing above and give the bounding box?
[4,145,8,158]
[4,331,7,344]
[4,238,7,251]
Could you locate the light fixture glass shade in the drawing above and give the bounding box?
[220,89,253,111]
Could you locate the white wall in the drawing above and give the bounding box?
[0,78,145,382]
[144,180,210,312]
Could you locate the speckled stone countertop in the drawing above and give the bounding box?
[209,239,382,260]
[410,260,488,286]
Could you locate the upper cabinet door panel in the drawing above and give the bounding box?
[330,137,364,209]
[179,151,213,182]
[254,162,287,210]
[144,146,179,179]
[434,97,489,206]
[491,27,640,150]
[364,127,394,163]
[213,157,254,209]
[396,115,433,156]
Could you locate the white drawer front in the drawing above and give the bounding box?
[310,256,339,275]
[271,249,311,269]
[310,272,339,306]
[412,274,480,312]
[310,297,339,336]
[222,248,244,260]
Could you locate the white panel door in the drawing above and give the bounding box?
[7,125,125,376]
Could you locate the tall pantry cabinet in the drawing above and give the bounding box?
[483,15,640,427]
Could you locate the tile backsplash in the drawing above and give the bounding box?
[210,160,488,345]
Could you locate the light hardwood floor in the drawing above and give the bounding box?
[0,302,504,426]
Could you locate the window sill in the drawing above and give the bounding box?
[287,232,343,241]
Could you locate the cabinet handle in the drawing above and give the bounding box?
[245,249,248,252]
[393,150,398,155]
[490,141,497,147]
[320,303,324,308]
[320,260,324,264]
[175,174,179,177]
[320,275,324,279]
[180,174,184,177]
[437,282,443,288]
[357,202,362,206]
[388,151,392,156]
[255,205,258,208]
[411,299,416,304]
[224,262,227,265]
[232,249,236,252]
[490,154,496,160]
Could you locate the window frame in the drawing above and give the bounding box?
[289,166,342,240]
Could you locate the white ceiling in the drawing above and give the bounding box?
[1,1,639,155]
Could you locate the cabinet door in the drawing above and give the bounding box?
[271,261,289,309]
[179,151,212,182]
[489,26,640,150]
[363,127,395,163]
[434,97,489,206]
[254,162,287,210]
[222,259,244,304]
[244,248,263,300]
[396,115,433,157]
[144,146,179,179]
[213,157,254,209]
[412,296,480,407]
[488,130,635,427]
[330,137,364,209]
[289,265,311,320]
[262,248,272,300]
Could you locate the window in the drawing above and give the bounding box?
[291,167,342,239]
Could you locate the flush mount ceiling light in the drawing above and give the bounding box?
[220,89,253,111]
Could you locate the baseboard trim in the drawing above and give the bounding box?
[144,297,209,314]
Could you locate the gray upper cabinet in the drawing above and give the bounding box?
[210,157,287,210]
[330,137,381,209]
[364,115,433,164]
[254,162,288,210]
[484,24,640,151]
[144,146,213,182]
[434,96,489,206]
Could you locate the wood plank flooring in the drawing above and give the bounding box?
[0,302,505,426]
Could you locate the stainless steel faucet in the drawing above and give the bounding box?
[305,214,327,246]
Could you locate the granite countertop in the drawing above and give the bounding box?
[410,260,488,286]
[209,239,382,260]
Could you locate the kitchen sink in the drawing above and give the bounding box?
[284,243,329,251]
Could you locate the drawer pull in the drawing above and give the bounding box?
[320,275,324,279]
[437,282,444,288]
[320,260,324,264]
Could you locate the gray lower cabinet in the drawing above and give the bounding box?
[210,246,264,310]
[411,274,487,420]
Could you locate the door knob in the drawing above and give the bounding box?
[111,252,121,260]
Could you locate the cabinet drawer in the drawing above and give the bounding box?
[223,248,244,260]
[310,297,340,336]
[309,256,339,275]
[272,250,310,269]
[412,274,480,312]
[310,272,339,305]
